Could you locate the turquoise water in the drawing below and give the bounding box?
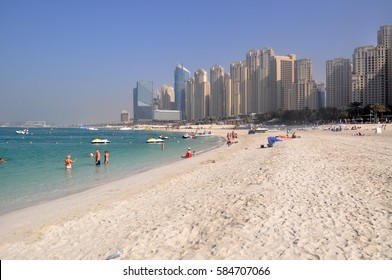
[0,128,223,214]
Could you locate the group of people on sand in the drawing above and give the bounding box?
[226,130,239,146]
[64,149,109,170]
[352,132,365,136]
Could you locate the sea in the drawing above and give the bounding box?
[0,127,224,214]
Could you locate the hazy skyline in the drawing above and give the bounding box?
[1,0,391,125]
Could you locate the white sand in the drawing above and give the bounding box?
[0,125,391,259]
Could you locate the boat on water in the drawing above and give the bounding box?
[146,138,165,144]
[16,129,29,135]
[195,131,212,136]
[159,135,169,139]
[91,138,111,144]
[87,127,98,131]
[119,127,133,131]
[182,133,197,139]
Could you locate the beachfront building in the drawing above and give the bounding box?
[120,110,130,123]
[152,109,181,121]
[185,71,210,122]
[133,80,154,121]
[209,65,225,118]
[174,64,191,116]
[293,58,317,110]
[378,24,392,48]
[352,45,387,105]
[258,48,275,114]
[315,82,327,109]
[271,54,296,111]
[230,61,248,116]
[160,84,175,110]
[378,25,392,105]
[246,49,261,114]
[326,58,352,108]
[351,25,392,106]
[185,78,195,122]
[193,69,210,120]
[223,72,232,118]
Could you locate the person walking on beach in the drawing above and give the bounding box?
[64,155,77,170]
[104,150,109,164]
[95,149,101,166]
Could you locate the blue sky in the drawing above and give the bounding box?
[1,0,391,125]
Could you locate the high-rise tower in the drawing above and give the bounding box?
[210,65,225,118]
[133,81,154,121]
[174,64,191,115]
[160,84,175,110]
[326,58,352,108]
[194,69,210,120]
[230,61,248,116]
[271,54,296,111]
[378,25,392,105]
[293,58,316,110]
[246,49,261,114]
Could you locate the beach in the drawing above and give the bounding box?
[0,125,391,259]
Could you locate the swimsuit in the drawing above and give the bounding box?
[96,160,101,165]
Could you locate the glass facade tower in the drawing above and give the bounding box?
[133,81,153,121]
[174,64,191,114]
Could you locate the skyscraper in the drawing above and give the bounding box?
[377,25,392,48]
[351,25,392,107]
[326,58,352,108]
[247,49,261,114]
[210,65,225,118]
[223,72,232,118]
[194,69,210,120]
[133,80,153,121]
[160,84,175,110]
[259,48,275,113]
[377,25,392,105]
[293,58,316,110]
[174,64,191,115]
[230,61,248,116]
[120,110,130,123]
[271,54,296,111]
[185,77,195,122]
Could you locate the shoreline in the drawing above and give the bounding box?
[0,125,391,259]
[0,128,225,216]
[0,128,232,244]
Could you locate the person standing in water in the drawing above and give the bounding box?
[95,149,101,166]
[104,150,109,164]
[64,155,77,169]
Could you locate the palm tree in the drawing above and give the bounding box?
[368,104,390,122]
[349,102,363,118]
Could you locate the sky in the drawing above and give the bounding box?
[1,0,391,125]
